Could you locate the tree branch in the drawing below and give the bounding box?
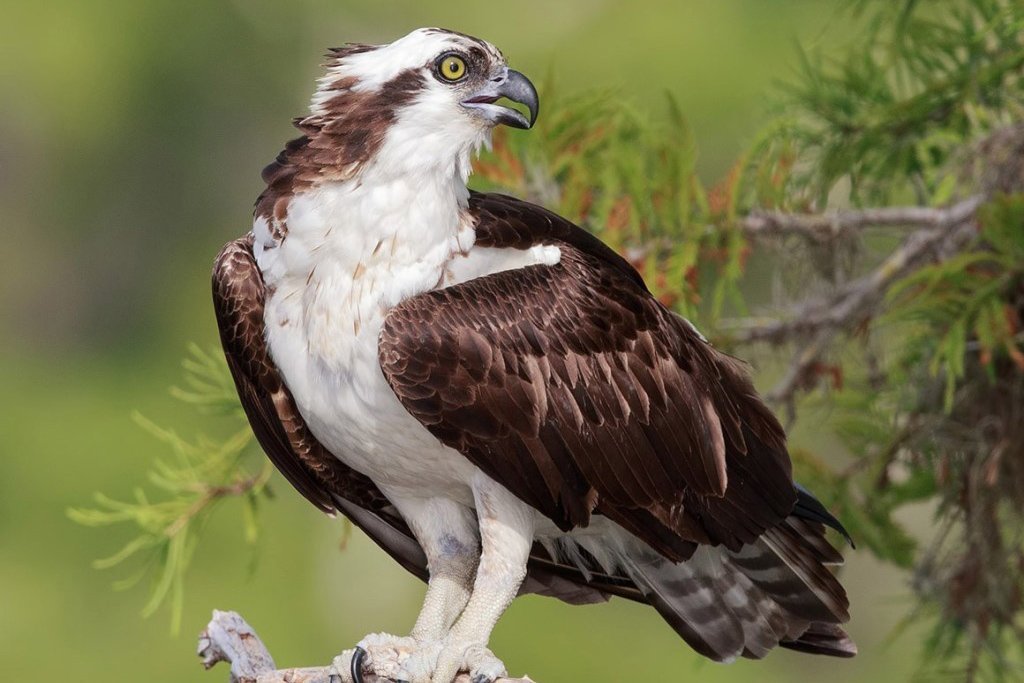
[741,194,984,242]
[621,195,984,271]
[722,195,985,409]
[198,610,536,683]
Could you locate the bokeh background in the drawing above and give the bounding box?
[1,1,924,680]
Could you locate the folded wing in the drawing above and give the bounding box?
[379,193,799,562]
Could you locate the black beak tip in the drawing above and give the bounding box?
[525,107,538,129]
[503,69,539,129]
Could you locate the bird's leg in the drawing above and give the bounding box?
[407,500,480,644]
[334,497,479,683]
[405,473,535,683]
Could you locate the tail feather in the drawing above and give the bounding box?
[713,559,796,659]
[759,520,850,622]
[621,551,747,662]
[614,510,852,661]
[786,516,846,566]
[781,621,858,658]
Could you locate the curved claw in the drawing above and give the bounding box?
[350,646,367,683]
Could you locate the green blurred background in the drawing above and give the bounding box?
[1,1,923,680]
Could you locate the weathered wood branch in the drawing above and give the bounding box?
[198,610,535,683]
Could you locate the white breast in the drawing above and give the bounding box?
[256,172,560,504]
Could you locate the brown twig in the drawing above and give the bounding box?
[165,466,272,538]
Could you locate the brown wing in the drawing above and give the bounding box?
[380,193,798,561]
[212,234,388,513]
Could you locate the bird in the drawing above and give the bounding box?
[213,27,856,683]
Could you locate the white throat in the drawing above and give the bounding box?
[360,94,492,186]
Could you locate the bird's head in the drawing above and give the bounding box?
[305,28,538,180]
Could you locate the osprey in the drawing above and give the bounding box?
[213,28,855,683]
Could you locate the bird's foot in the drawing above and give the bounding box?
[399,637,507,683]
[332,632,420,683]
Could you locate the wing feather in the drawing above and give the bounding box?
[379,193,797,560]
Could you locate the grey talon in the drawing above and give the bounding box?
[350,646,367,683]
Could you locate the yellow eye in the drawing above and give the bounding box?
[438,54,467,81]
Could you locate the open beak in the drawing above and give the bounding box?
[461,69,539,130]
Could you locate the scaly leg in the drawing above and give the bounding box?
[403,472,535,683]
[334,496,480,682]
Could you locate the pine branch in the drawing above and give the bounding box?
[69,346,273,632]
[720,195,985,407]
[623,195,983,272]
[741,195,984,243]
[198,611,536,683]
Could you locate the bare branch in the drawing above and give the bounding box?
[621,196,984,275]
[718,196,987,406]
[198,610,536,683]
[765,217,980,404]
[199,611,283,682]
[732,210,980,345]
[741,195,984,243]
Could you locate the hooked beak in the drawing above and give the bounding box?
[461,69,539,130]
